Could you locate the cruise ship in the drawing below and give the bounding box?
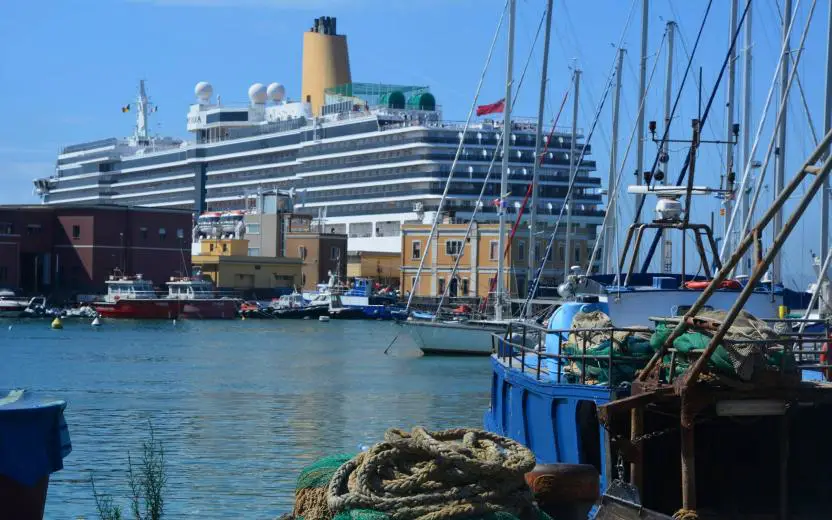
[34,16,604,254]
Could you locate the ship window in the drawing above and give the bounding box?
[72,225,81,239]
[299,246,307,260]
[446,240,463,257]
[489,240,498,260]
[411,240,422,260]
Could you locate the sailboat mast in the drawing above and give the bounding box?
[564,69,581,282]
[723,0,739,260]
[635,0,649,233]
[773,0,792,285]
[495,0,516,322]
[661,21,676,274]
[821,0,832,289]
[740,2,753,277]
[528,0,553,316]
[605,50,625,275]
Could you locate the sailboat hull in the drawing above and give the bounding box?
[402,320,508,356]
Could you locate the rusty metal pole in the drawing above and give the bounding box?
[683,150,832,387]
[624,225,648,286]
[630,408,644,490]
[681,120,701,289]
[680,403,697,512]
[638,129,832,381]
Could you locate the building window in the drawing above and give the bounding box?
[248,248,260,256]
[222,243,228,253]
[246,223,260,235]
[302,272,307,286]
[574,246,581,263]
[26,224,41,236]
[209,243,215,252]
[547,246,553,261]
[410,276,418,292]
[72,225,80,239]
[445,240,463,257]
[299,246,307,260]
[438,278,446,295]
[331,247,341,261]
[518,241,525,261]
[140,227,148,239]
[559,246,565,261]
[0,223,12,235]
[462,278,470,295]
[177,228,185,239]
[0,266,7,282]
[489,240,498,260]
[411,240,421,260]
[534,243,541,261]
[159,228,167,241]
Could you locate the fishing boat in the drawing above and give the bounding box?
[94,274,239,319]
[273,293,331,319]
[0,290,42,318]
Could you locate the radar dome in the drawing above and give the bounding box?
[194,81,213,100]
[248,83,267,104]
[267,82,286,102]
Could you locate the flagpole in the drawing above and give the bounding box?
[495,0,516,322]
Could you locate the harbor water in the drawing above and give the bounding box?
[0,319,491,519]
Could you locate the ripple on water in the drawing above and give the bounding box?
[0,319,491,519]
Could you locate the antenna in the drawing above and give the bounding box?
[135,80,150,142]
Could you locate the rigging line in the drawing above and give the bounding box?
[773,0,820,146]
[520,57,622,317]
[432,6,548,317]
[479,83,573,315]
[639,0,753,273]
[586,30,669,277]
[722,0,814,263]
[667,1,727,169]
[405,0,509,312]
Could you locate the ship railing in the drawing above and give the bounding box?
[494,319,832,387]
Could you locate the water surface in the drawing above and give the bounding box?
[0,318,491,519]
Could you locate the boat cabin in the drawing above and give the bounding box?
[104,275,158,302]
[165,277,217,299]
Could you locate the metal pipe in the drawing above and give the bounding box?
[639,128,832,381]
[624,225,647,287]
[564,69,581,282]
[724,0,739,255]
[773,0,793,285]
[605,48,626,275]
[740,1,753,276]
[683,150,832,387]
[528,0,554,316]
[798,245,832,335]
[495,0,516,321]
[661,21,676,274]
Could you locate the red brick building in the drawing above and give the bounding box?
[0,205,193,296]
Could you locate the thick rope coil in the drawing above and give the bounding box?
[672,509,699,520]
[327,427,537,520]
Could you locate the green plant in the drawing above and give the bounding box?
[89,422,167,520]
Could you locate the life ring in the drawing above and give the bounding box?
[684,279,742,290]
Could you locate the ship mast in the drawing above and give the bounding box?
[135,80,150,144]
[495,0,516,322]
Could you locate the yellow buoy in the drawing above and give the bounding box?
[51,317,63,329]
[778,305,789,320]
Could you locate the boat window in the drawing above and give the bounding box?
[411,240,421,260]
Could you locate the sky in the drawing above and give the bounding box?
[1,0,830,288]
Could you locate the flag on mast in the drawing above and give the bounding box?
[121,104,131,113]
[476,98,505,116]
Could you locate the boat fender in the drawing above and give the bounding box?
[525,463,599,506]
[821,341,832,381]
[684,279,742,290]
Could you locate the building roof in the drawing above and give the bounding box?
[0,204,193,215]
[192,255,303,265]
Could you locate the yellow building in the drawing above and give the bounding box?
[347,251,400,285]
[400,223,594,298]
[192,238,302,291]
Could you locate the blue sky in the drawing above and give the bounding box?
[1,0,829,287]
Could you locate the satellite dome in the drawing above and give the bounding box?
[194,81,213,101]
[248,83,267,104]
[267,82,286,102]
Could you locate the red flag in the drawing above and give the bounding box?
[476,98,505,116]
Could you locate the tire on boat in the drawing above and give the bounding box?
[525,463,599,520]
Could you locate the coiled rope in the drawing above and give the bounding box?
[326,427,537,520]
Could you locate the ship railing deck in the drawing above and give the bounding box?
[493,319,832,388]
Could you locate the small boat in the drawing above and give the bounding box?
[273,293,330,319]
[94,274,239,319]
[0,290,42,318]
[328,294,365,320]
